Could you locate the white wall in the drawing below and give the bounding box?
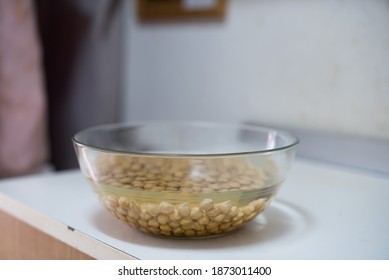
[121,0,389,140]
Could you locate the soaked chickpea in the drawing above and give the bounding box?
[91,155,277,238]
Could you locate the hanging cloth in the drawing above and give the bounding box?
[0,0,48,178]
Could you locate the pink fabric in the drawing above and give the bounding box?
[0,0,48,178]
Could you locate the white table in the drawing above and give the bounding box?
[0,158,388,259]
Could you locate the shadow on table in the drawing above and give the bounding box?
[91,198,313,253]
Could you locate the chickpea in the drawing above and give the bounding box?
[94,155,276,238]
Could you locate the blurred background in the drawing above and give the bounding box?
[1,0,388,176]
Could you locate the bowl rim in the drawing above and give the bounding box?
[72,121,299,157]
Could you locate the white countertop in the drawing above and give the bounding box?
[0,158,388,260]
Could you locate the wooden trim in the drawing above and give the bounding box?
[0,209,94,260]
[137,0,226,22]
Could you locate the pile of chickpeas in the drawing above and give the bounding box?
[91,155,276,238]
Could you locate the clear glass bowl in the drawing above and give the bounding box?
[73,121,299,238]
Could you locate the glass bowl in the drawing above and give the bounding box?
[73,121,298,238]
